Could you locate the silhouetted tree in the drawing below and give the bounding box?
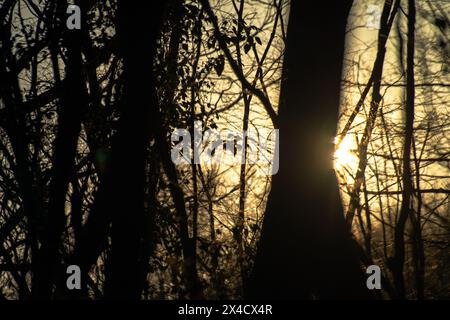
[392,0,416,299]
[247,0,372,299]
[101,0,166,299]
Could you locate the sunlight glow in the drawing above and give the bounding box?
[334,135,358,172]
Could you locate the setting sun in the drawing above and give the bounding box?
[334,135,358,172]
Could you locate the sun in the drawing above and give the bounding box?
[334,135,359,172]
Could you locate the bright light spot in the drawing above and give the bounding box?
[334,135,359,172]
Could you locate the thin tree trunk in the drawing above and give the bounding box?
[233,0,249,293]
[345,0,401,228]
[189,9,203,298]
[392,0,416,299]
[33,0,86,299]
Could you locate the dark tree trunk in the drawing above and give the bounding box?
[102,0,166,299]
[246,1,372,299]
[392,0,416,299]
[32,0,86,299]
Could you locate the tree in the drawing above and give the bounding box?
[392,0,416,299]
[31,0,86,299]
[246,0,372,299]
[101,0,166,299]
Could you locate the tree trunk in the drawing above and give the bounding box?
[246,0,372,299]
[392,0,416,299]
[345,0,400,228]
[103,0,166,299]
[32,0,86,299]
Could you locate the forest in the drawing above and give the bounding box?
[0,0,448,300]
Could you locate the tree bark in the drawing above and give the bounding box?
[246,0,372,299]
[102,0,166,299]
[392,0,416,299]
